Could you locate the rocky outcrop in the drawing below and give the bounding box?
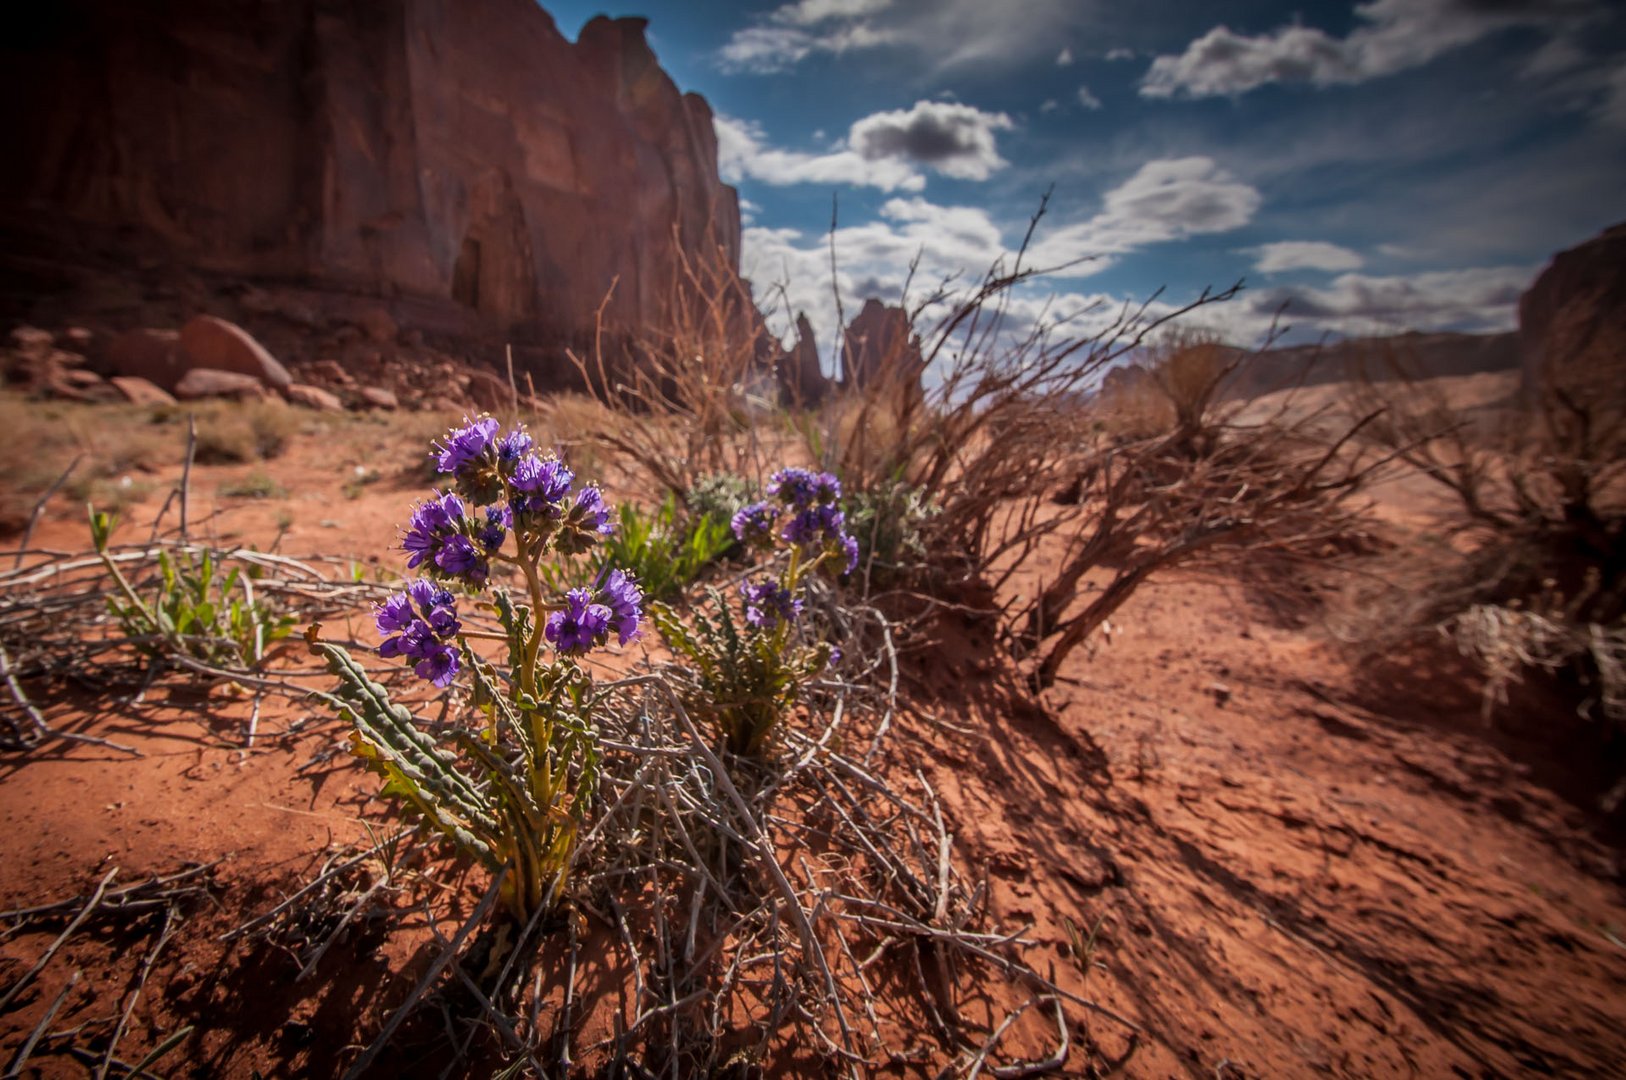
[841,299,924,396]
[1220,331,1521,401]
[0,1,742,379]
[178,317,291,391]
[779,313,829,406]
[1518,222,1626,395]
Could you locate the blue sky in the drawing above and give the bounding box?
[542,0,1626,354]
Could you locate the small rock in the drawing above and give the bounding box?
[174,367,269,401]
[355,306,398,344]
[110,376,177,406]
[61,368,105,389]
[1208,682,1232,707]
[307,359,353,386]
[285,382,344,412]
[357,385,398,410]
[178,315,292,391]
[57,327,95,353]
[9,326,54,358]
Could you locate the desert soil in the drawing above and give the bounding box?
[1,381,1623,1078]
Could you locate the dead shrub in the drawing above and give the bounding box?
[1343,345,1626,734]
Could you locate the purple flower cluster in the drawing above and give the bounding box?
[403,491,499,588]
[733,466,858,575]
[546,570,643,654]
[377,580,462,687]
[378,414,644,683]
[740,576,802,630]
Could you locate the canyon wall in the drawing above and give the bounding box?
[0,0,741,362]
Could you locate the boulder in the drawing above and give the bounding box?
[174,368,270,401]
[358,386,399,410]
[179,316,292,391]
[110,376,177,407]
[286,382,345,412]
[102,329,186,390]
[10,326,54,359]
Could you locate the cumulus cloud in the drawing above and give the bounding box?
[715,114,924,192]
[1039,98,1060,113]
[716,102,1013,191]
[1141,0,1599,99]
[1077,85,1103,110]
[848,100,1014,180]
[1104,47,1136,61]
[1244,265,1532,334]
[1056,47,1074,66]
[1251,241,1364,274]
[1028,157,1262,268]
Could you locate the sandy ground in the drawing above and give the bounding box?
[1,379,1622,1077]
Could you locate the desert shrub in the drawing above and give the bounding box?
[1345,349,1626,733]
[684,470,754,528]
[653,466,851,756]
[90,508,295,668]
[218,471,284,499]
[566,239,781,498]
[843,480,937,588]
[310,415,643,922]
[0,394,175,533]
[191,401,298,463]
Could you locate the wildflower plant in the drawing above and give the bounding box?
[309,415,641,922]
[653,467,852,757]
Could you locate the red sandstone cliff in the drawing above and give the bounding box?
[0,1,740,362]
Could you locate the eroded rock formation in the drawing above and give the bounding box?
[1519,221,1626,395]
[0,1,741,375]
[841,299,924,395]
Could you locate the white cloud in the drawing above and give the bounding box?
[1244,265,1533,335]
[1251,241,1364,274]
[848,100,1014,181]
[1141,0,1599,99]
[1077,85,1103,110]
[719,0,1087,75]
[1038,99,1060,113]
[716,101,1013,191]
[1056,47,1074,66]
[715,114,925,192]
[1029,157,1262,268]
[1104,47,1135,62]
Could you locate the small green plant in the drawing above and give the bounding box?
[653,466,852,757]
[844,481,937,585]
[685,472,753,528]
[539,494,734,603]
[310,416,642,922]
[219,471,284,499]
[89,508,295,667]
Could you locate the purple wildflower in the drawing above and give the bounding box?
[740,577,802,630]
[402,491,466,570]
[497,428,534,465]
[545,588,612,655]
[434,535,484,580]
[768,467,820,509]
[599,569,644,646]
[511,455,573,501]
[841,533,860,575]
[375,593,415,635]
[573,486,614,534]
[413,643,460,688]
[781,504,846,546]
[479,506,507,553]
[407,579,453,613]
[436,416,500,475]
[731,501,779,547]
